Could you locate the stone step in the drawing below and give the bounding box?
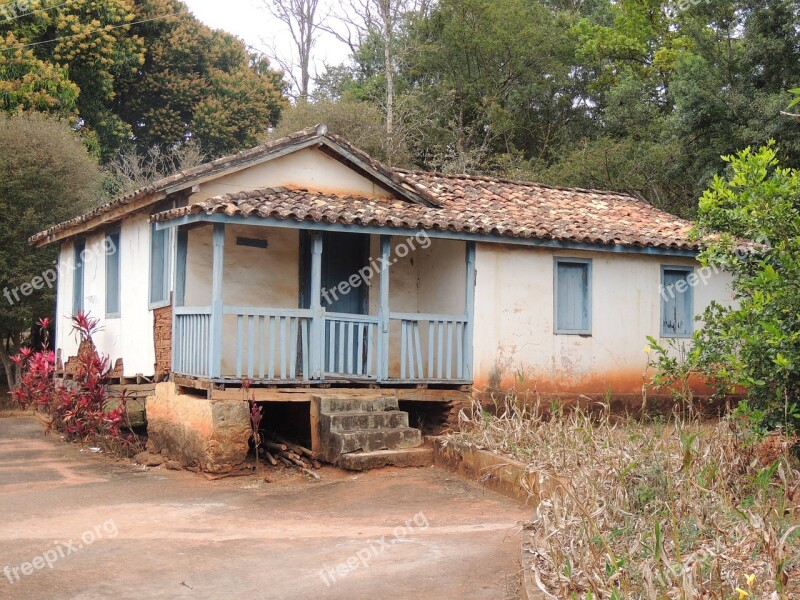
[329,426,422,456]
[338,447,434,471]
[317,396,399,414]
[321,410,409,432]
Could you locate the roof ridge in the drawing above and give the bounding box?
[395,168,644,200]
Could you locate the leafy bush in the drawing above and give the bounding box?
[12,313,141,456]
[690,143,800,436]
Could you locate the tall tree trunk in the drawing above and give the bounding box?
[0,333,19,390]
[383,7,394,164]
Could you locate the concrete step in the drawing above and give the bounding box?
[330,426,422,455]
[317,396,398,414]
[321,410,409,432]
[338,447,434,471]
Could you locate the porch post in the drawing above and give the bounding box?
[170,228,188,374]
[310,233,323,379]
[208,223,225,378]
[464,241,476,381]
[379,235,391,381]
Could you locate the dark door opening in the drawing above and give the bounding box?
[301,232,372,377]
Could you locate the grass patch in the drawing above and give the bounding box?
[450,395,800,599]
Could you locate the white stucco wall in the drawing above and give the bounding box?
[471,243,735,395]
[55,213,155,377]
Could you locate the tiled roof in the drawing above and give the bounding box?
[153,171,697,251]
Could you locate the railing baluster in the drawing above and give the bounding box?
[346,321,354,374]
[337,321,346,374]
[301,318,309,379]
[356,323,364,376]
[400,320,407,380]
[427,321,434,379]
[247,315,255,378]
[413,321,423,379]
[279,316,287,380]
[437,320,444,379]
[289,317,298,379]
[366,324,373,376]
[456,321,463,380]
[446,320,453,379]
[258,316,265,379]
[268,316,276,380]
[236,315,244,378]
[327,321,334,373]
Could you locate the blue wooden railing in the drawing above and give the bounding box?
[173,306,471,384]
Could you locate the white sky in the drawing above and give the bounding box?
[181,0,352,95]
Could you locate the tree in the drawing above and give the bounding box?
[693,143,800,434]
[0,33,79,116]
[0,0,147,158]
[117,0,287,158]
[0,113,101,389]
[324,0,429,163]
[272,99,408,164]
[261,0,326,101]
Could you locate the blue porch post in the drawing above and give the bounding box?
[378,235,391,381]
[464,241,476,381]
[310,233,323,379]
[208,223,225,378]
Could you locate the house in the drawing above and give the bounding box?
[30,125,734,471]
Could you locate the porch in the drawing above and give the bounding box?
[163,220,476,387]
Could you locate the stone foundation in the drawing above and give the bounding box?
[145,382,250,473]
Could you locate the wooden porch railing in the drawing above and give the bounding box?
[323,312,380,379]
[174,307,211,377]
[224,307,312,381]
[392,313,469,382]
[173,306,471,383]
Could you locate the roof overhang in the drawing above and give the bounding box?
[154,212,699,258]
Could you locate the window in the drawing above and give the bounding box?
[554,258,592,334]
[106,230,121,317]
[149,224,171,308]
[661,266,694,337]
[73,238,85,315]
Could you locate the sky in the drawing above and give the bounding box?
[181,0,351,94]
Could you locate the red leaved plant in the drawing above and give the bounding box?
[12,312,142,456]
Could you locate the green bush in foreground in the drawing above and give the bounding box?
[691,143,800,435]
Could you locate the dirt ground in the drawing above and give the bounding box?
[0,415,528,600]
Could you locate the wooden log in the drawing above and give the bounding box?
[274,435,319,460]
[311,459,322,470]
[262,451,278,466]
[276,455,293,467]
[264,441,288,452]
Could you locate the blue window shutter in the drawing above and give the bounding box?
[149,224,170,307]
[661,267,694,337]
[106,231,121,317]
[73,239,85,315]
[555,259,591,334]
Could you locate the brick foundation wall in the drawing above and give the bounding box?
[153,305,172,381]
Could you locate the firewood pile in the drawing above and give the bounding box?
[259,435,321,480]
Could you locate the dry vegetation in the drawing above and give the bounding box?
[450,395,800,599]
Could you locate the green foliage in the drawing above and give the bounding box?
[117,1,287,158]
[691,144,800,434]
[271,99,404,165]
[0,0,288,160]
[0,112,101,385]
